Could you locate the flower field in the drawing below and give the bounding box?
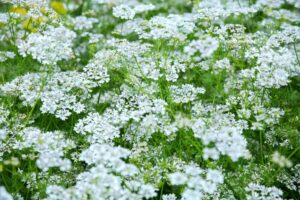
[0,0,300,199]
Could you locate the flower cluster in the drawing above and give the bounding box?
[134,14,196,41]
[74,112,119,144]
[47,143,157,200]
[0,51,15,62]
[192,106,251,161]
[0,0,299,199]
[13,127,74,171]
[18,26,76,65]
[170,84,205,103]
[113,4,136,20]
[0,187,13,200]
[169,164,224,199]
[245,183,283,200]
[71,16,98,31]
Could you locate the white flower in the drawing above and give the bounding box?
[162,194,177,200]
[169,172,188,185]
[170,84,205,103]
[14,127,74,172]
[184,37,219,58]
[9,0,49,7]
[192,107,251,162]
[0,106,9,125]
[0,13,9,24]
[0,51,15,62]
[71,16,98,31]
[113,5,135,20]
[245,183,283,200]
[0,71,99,120]
[169,164,223,199]
[74,113,120,144]
[0,187,13,200]
[17,26,76,65]
[206,169,224,184]
[46,143,156,200]
[214,58,232,73]
[83,61,110,88]
[139,184,157,199]
[135,14,195,41]
[272,151,292,168]
[182,189,203,200]
[203,148,220,160]
[133,4,155,13]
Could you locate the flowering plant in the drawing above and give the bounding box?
[0,0,300,199]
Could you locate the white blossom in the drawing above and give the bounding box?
[18,26,76,65]
[113,5,135,20]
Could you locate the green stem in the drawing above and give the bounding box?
[259,131,264,163]
[23,81,45,128]
[1,173,9,188]
[159,182,165,200]
[287,145,300,159]
[293,42,300,66]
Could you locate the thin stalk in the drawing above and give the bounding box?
[293,42,300,66]
[287,145,300,159]
[259,131,264,163]
[23,77,47,128]
[159,182,165,200]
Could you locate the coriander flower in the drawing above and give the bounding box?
[113,5,135,20]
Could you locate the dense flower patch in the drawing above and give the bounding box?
[0,0,300,199]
